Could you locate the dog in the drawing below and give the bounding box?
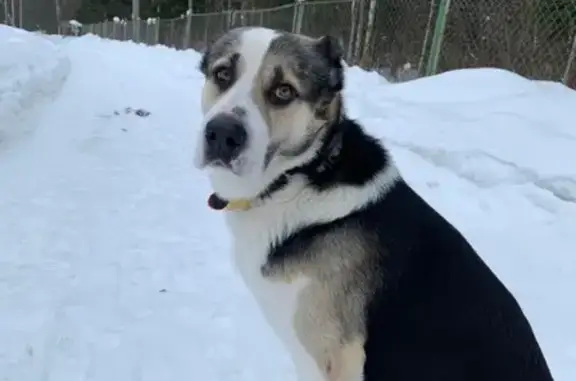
[193,26,554,381]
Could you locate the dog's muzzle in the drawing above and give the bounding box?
[204,113,248,166]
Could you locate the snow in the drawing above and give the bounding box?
[0,25,70,143]
[0,25,575,380]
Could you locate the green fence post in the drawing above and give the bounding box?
[562,34,576,86]
[425,0,452,76]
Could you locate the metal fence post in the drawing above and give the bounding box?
[291,1,298,32]
[346,0,358,63]
[3,0,9,25]
[360,0,377,66]
[295,0,304,34]
[184,1,194,49]
[132,0,140,42]
[418,0,436,75]
[562,34,576,86]
[425,0,451,76]
[154,18,160,45]
[18,0,22,27]
[112,17,119,39]
[353,0,366,64]
[226,9,232,28]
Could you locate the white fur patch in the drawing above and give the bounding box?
[226,164,400,381]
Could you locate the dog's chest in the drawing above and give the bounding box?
[226,212,324,380]
[226,212,307,333]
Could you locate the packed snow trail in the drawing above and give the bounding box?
[0,28,575,380]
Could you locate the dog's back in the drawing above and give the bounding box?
[356,179,554,380]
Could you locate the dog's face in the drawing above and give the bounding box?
[193,27,344,199]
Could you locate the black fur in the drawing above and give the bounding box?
[268,117,554,380]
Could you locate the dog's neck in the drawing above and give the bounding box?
[208,116,390,212]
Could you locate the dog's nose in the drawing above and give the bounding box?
[204,114,247,163]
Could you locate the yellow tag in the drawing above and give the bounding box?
[224,199,252,211]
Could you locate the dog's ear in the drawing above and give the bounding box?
[314,35,344,92]
[314,35,343,64]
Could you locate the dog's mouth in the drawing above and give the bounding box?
[207,158,230,170]
[206,158,242,176]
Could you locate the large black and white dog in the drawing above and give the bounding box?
[193,26,554,381]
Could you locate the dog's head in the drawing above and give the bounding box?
[193,27,345,200]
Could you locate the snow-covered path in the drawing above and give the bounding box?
[1,27,575,380]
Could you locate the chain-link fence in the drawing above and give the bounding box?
[1,0,71,34]
[439,0,576,87]
[41,0,576,87]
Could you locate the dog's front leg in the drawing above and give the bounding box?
[322,338,366,381]
[293,285,366,381]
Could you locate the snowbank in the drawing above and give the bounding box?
[0,25,70,140]
[344,67,576,203]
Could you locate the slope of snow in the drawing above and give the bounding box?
[354,68,576,191]
[0,29,575,381]
[0,26,70,143]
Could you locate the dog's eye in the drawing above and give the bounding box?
[213,67,233,90]
[269,84,297,106]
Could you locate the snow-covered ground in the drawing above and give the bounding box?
[0,25,575,380]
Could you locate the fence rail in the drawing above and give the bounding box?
[6,0,576,87]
